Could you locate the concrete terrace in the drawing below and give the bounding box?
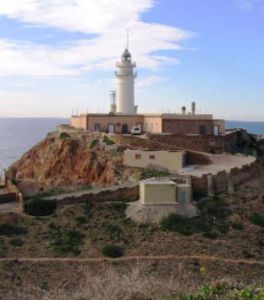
[179,153,256,177]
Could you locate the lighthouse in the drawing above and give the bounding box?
[115,48,137,115]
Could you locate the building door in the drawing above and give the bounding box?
[122,124,128,134]
[199,125,207,135]
[108,124,115,134]
[179,191,186,205]
[213,125,220,136]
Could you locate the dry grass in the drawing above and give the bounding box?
[5,263,195,300]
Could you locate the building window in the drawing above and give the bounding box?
[149,155,155,160]
[135,154,141,160]
[94,123,101,131]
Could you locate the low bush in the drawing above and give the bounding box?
[0,223,27,236]
[175,282,264,300]
[231,222,244,230]
[140,168,170,180]
[160,214,196,236]
[249,212,264,228]
[101,244,124,258]
[24,198,57,216]
[59,132,70,140]
[75,216,87,227]
[89,139,98,149]
[160,198,230,238]
[9,237,24,247]
[103,136,115,145]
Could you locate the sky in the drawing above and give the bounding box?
[0,0,263,121]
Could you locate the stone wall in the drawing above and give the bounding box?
[149,129,249,154]
[0,192,18,204]
[0,179,23,204]
[49,185,139,207]
[191,162,263,198]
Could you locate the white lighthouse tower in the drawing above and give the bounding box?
[115,38,137,115]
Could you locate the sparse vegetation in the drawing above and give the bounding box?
[75,216,87,227]
[103,135,115,145]
[231,222,244,230]
[0,223,27,236]
[49,225,84,256]
[249,212,264,228]
[59,132,70,140]
[175,282,264,300]
[140,168,170,180]
[101,244,124,258]
[160,197,230,238]
[9,237,23,247]
[89,139,99,149]
[24,198,57,216]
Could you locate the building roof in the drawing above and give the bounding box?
[122,48,132,62]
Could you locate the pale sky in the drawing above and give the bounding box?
[0,0,263,121]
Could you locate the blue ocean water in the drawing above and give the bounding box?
[0,118,263,173]
[226,121,264,135]
[0,118,68,172]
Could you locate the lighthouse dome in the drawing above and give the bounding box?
[122,49,131,62]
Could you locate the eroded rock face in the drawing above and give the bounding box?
[8,132,125,195]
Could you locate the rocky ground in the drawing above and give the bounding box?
[7,131,138,196]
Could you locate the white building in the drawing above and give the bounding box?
[115,48,137,115]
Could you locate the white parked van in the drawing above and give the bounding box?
[131,125,142,135]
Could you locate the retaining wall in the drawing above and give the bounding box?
[192,162,263,198]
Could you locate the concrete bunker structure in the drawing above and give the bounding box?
[126,177,198,224]
[140,178,192,206]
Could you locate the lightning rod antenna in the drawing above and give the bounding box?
[126,29,130,50]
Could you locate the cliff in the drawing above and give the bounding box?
[8,131,126,196]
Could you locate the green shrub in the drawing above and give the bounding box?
[0,224,27,236]
[89,139,98,149]
[59,132,70,140]
[24,198,57,216]
[9,237,24,247]
[75,216,87,227]
[103,136,115,145]
[231,222,244,230]
[160,214,196,236]
[242,249,255,258]
[0,238,7,257]
[160,198,230,238]
[140,169,170,180]
[203,229,219,239]
[101,244,124,258]
[249,212,264,228]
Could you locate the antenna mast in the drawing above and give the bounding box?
[126,29,130,49]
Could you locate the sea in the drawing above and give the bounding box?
[0,118,68,173]
[0,118,263,173]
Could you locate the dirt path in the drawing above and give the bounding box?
[1,255,264,266]
[44,182,138,201]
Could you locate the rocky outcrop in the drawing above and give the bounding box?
[8,132,125,196]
